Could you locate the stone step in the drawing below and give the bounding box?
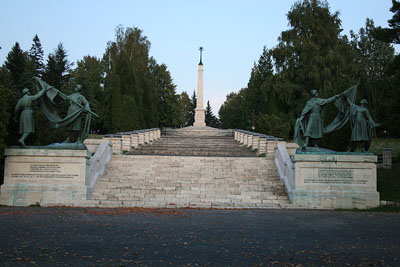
[90,155,290,207]
[129,150,256,157]
[130,133,256,157]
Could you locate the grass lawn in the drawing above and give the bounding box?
[369,138,400,159]
[87,134,104,139]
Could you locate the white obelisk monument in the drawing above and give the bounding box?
[193,47,206,127]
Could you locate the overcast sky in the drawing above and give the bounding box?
[0,0,395,114]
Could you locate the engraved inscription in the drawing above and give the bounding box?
[11,173,78,179]
[10,163,79,179]
[319,169,353,179]
[30,164,61,173]
[304,168,366,185]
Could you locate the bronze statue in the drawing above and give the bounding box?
[63,84,91,143]
[347,99,379,152]
[14,87,48,146]
[294,89,339,148]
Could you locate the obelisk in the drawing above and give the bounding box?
[193,47,206,127]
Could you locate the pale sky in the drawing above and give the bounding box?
[0,0,394,115]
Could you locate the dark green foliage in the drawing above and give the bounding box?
[179,91,192,127]
[0,84,12,157]
[373,0,400,137]
[110,75,122,132]
[205,100,220,128]
[187,90,197,126]
[378,168,400,202]
[219,90,246,129]
[43,42,72,90]
[5,42,34,92]
[103,26,182,132]
[29,34,45,77]
[350,19,395,128]
[219,0,371,148]
[70,56,106,132]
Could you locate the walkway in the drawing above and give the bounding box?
[0,207,398,265]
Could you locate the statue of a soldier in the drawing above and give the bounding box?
[294,89,339,148]
[14,86,49,146]
[347,99,379,152]
[63,84,91,143]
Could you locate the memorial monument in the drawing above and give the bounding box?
[0,78,99,206]
[193,47,206,127]
[288,85,380,209]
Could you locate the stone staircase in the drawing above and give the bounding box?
[129,126,256,157]
[90,127,291,208]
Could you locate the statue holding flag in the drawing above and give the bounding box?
[14,86,50,146]
[63,84,91,143]
[27,77,99,146]
[294,85,370,151]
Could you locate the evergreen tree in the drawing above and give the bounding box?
[70,56,106,132]
[179,91,192,127]
[29,34,45,77]
[245,46,274,116]
[187,90,197,126]
[43,42,72,90]
[205,100,220,128]
[219,90,246,129]
[5,42,32,92]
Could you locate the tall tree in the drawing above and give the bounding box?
[205,100,220,128]
[350,19,395,123]
[29,34,45,77]
[43,42,72,90]
[179,91,192,127]
[373,0,400,137]
[187,90,197,126]
[5,42,33,92]
[70,56,106,132]
[219,90,246,129]
[271,0,358,146]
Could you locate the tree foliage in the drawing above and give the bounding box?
[205,100,220,128]
[219,0,400,148]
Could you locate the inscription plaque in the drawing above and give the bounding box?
[9,162,80,180]
[304,168,367,185]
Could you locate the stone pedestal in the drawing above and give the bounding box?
[0,148,89,206]
[194,108,206,127]
[293,153,379,209]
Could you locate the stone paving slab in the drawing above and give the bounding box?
[0,207,399,265]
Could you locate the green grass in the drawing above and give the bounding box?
[369,138,400,159]
[87,134,104,139]
[378,168,400,202]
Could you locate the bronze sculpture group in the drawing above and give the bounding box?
[14,78,377,153]
[14,77,98,147]
[294,85,379,152]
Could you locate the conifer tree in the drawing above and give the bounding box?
[29,34,45,77]
[205,100,220,128]
[187,90,197,126]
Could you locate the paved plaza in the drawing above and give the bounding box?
[0,207,399,266]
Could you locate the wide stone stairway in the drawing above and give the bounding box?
[129,127,256,157]
[90,127,291,208]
